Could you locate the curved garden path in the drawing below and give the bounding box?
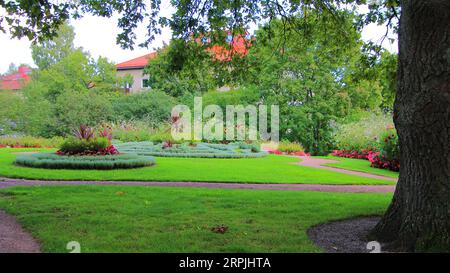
[296,156,397,182]
[0,210,40,253]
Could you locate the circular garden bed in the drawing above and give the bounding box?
[115,141,268,158]
[15,153,155,170]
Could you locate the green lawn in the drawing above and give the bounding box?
[0,148,394,185]
[320,156,399,179]
[0,185,392,252]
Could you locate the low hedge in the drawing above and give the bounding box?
[15,153,155,170]
[115,142,268,158]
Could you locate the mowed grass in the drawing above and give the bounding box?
[0,149,394,185]
[0,185,392,252]
[321,156,399,179]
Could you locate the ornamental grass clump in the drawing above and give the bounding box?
[277,141,305,154]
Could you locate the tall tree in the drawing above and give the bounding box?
[6,62,18,74]
[245,12,364,155]
[369,0,449,252]
[0,0,448,251]
[31,21,76,70]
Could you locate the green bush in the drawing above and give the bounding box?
[111,91,177,127]
[54,91,113,136]
[201,86,260,110]
[0,136,64,148]
[60,137,109,154]
[0,91,24,134]
[15,153,155,170]
[105,121,176,143]
[278,141,304,153]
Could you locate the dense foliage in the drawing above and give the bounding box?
[111,91,177,126]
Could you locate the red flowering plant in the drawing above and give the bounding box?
[162,140,173,149]
[368,151,400,172]
[331,147,376,160]
[368,128,400,172]
[57,125,119,156]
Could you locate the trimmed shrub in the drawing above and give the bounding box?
[115,141,268,158]
[15,153,155,170]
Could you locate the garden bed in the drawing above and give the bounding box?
[115,141,268,158]
[15,152,155,170]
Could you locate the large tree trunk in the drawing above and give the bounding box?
[370,0,450,252]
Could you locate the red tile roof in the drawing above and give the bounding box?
[0,66,32,90]
[116,52,158,70]
[206,34,251,61]
[116,34,252,70]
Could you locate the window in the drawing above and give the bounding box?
[142,79,151,89]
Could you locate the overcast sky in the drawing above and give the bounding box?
[0,3,397,74]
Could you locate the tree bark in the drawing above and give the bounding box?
[370,0,450,252]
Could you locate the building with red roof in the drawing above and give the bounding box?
[0,66,32,91]
[116,52,158,93]
[116,34,251,93]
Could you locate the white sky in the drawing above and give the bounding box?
[0,3,397,74]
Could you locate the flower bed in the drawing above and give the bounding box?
[331,149,374,159]
[332,128,400,172]
[368,151,400,172]
[15,153,155,170]
[115,141,268,158]
[13,125,156,170]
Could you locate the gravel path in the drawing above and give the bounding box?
[296,156,397,182]
[0,210,40,253]
[0,177,396,193]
